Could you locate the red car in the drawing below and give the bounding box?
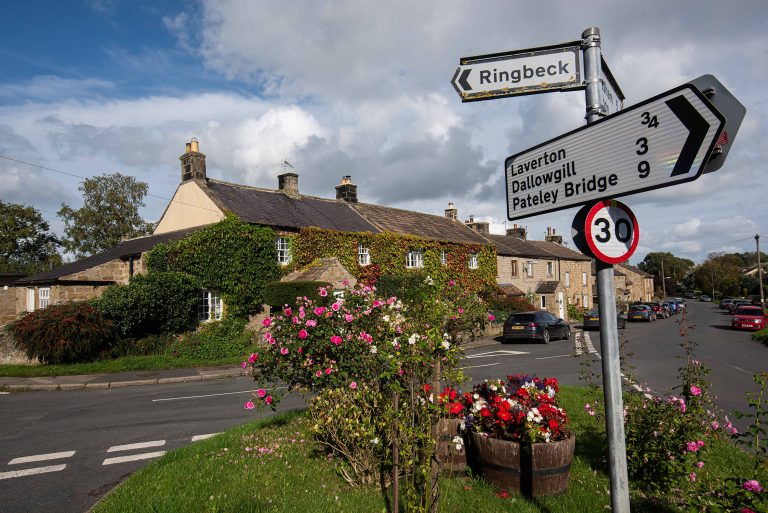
[731,306,766,331]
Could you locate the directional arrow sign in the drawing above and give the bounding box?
[451,42,583,102]
[506,82,725,221]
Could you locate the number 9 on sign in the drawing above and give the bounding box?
[584,200,639,264]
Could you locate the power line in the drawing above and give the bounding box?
[0,153,220,214]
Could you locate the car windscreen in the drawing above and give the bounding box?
[735,307,762,316]
[587,309,599,316]
[629,305,646,311]
[507,314,535,323]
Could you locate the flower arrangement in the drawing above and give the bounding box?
[462,374,569,444]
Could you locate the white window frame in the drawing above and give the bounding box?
[468,253,479,269]
[276,236,292,265]
[440,249,448,266]
[540,295,547,309]
[26,287,35,311]
[358,244,370,266]
[406,249,424,269]
[565,271,570,287]
[526,261,534,278]
[582,272,588,286]
[198,290,223,322]
[38,288,50,309]
[547,261,554,277]
[583,294,589,308]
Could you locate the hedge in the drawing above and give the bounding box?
[263,280,332,308]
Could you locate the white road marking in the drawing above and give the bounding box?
[536,354,574,360]
[584,332,598,354]
[107,440,165,453]
[460,363,501,370]
[0,464,67,480]
[574,332,584,355]
[102,451,166,466]
[8,451,75,465]
[727,364,755,375]
[152,386,288,402]
[464,350,528,359]
[191,433,219,442]
[0,391,10,395]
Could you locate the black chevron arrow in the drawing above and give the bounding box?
[665,95,710,176]
[457,69,472,91]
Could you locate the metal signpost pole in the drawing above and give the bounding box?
[582,27,631,513]
[757,234,765,308]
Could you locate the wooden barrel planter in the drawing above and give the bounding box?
[435,418,467,475]
[470,432,575,497]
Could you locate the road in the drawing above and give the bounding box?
[0,301,764,513]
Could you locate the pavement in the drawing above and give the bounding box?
[0,337,501,392]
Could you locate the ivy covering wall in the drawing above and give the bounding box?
[293,227,497,292]
[145,216,281,318]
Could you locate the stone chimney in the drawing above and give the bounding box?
[506,223,527,240]
[335,175,358,203]
[545,226,563,245]
[278,173,299,198]
[180,137,206,182]
[464,215,490,235]
[444,202,458,221]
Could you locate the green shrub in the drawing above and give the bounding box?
[108,334,176,358]
[262,280,332,309]
[147,216,281,318]
[164,317,252,360]
[96,271,201,339]
[479,285,534,320]
[753,328,768,347]
[6,302,116,364]
[567,301,588,322]
[374,273,432,305]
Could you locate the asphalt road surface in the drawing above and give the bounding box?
[1,300,764,513]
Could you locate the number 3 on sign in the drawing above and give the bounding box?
[585,200,639,264]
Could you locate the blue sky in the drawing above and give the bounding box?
[1,0,766,265]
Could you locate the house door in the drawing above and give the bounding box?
[26,288,35,312]
[558,292,565,319]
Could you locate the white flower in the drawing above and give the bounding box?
[442,340,450,350]
[428,393,434,403]
[424,275,434,285]
[370,345,377,354]
[383,315,390,322]
[459,420,466,431]
[452,436,464,451]
[408,333,419,345]
[490,384,497,391]
[371,437,380,445]
[473,393,480,400]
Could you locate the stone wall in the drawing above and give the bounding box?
[496,255,556,296]
[560,260,593,309]
[0,287,19,326]
[60,258,132,284]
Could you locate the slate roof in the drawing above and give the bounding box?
[484,234,553,258]
[498,283,525,296]
[17,227,201,285]
[526,240,592,261]
[204,180,379,233]
[0,274,27,286]
[618,263,653,278]
[591,261,625,276]
[535,281,562,294]
[348,203,490,245]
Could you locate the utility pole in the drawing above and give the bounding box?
[757,234,765,308]
[661,259,666,299]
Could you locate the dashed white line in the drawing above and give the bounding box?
[0,464,67,480]
[8,451,75,465]
[191,433,219,442]
[727,364,755,375]
[465,350,528,359]
[536,354,574,360]
[460,363,501,370]
[107,440,165,453]
[152,386,288,402]
[102,451,166,466]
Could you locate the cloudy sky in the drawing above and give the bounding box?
[1,0,766,264]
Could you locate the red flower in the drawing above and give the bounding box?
[549,419,559,429]
[497,409,511,422]
[450,402,464,415]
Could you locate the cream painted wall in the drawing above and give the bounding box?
[154,181,225,234]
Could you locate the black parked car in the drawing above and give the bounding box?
[582,308,627,330]
[503,311,570,344]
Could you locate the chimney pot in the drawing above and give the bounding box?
[190,137,199,153]
[444,202,458,220]
[335,175,358,203]
[180,139,206,182]
[278,173,300,197]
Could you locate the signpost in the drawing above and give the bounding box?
[451,42,583,102]
[505,82,725,220]
[450,26,742,513]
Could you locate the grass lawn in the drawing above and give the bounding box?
[92,386,760,513]
[0,354,247,377]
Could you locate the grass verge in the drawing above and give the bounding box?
[0,354,247,377]
[92,386,759,513]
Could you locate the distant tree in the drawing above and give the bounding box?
[0,201,60,274]
[638,251,694,295]
[693,252,744,298]
[58,173,153,257]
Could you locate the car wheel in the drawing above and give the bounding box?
[563,327,571,340]
[542,329,550,344]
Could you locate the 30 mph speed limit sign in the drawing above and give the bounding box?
[572,200,639,264]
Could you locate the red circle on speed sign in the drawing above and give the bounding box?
[584,200,639,264]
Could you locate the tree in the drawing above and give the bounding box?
[693,253,744,298]
[58,173,153,257]
[638,251,694,295]
[0,201,60,274]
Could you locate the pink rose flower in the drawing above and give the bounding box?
[350,381,358,389]
[711,421,719,430]
[306,319,317,327]
[342,279,349,286]
[319,288,328,297]
[315,370,322,377]
[284,307,292,316]
[257,389,267,398]
[331,302,341,312]
[689,472,696,482]
[262,318,272,327]
[449,280,455,286]
[344,313,354,323]
[280,347,289,355]
[244,401,255,410]
[690,385,702,396]
[298,329,308,339]
[458,307,464,314]
[488,314,495,321]
[696,461,704,468]
[686,441,699,452]
[314,307,326,316]
[241,361,247,369]
[325,367,332,375]
[742,480,764,493]
[248,353,258,364]
[330,335,342,346]
[265,396,273,405]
